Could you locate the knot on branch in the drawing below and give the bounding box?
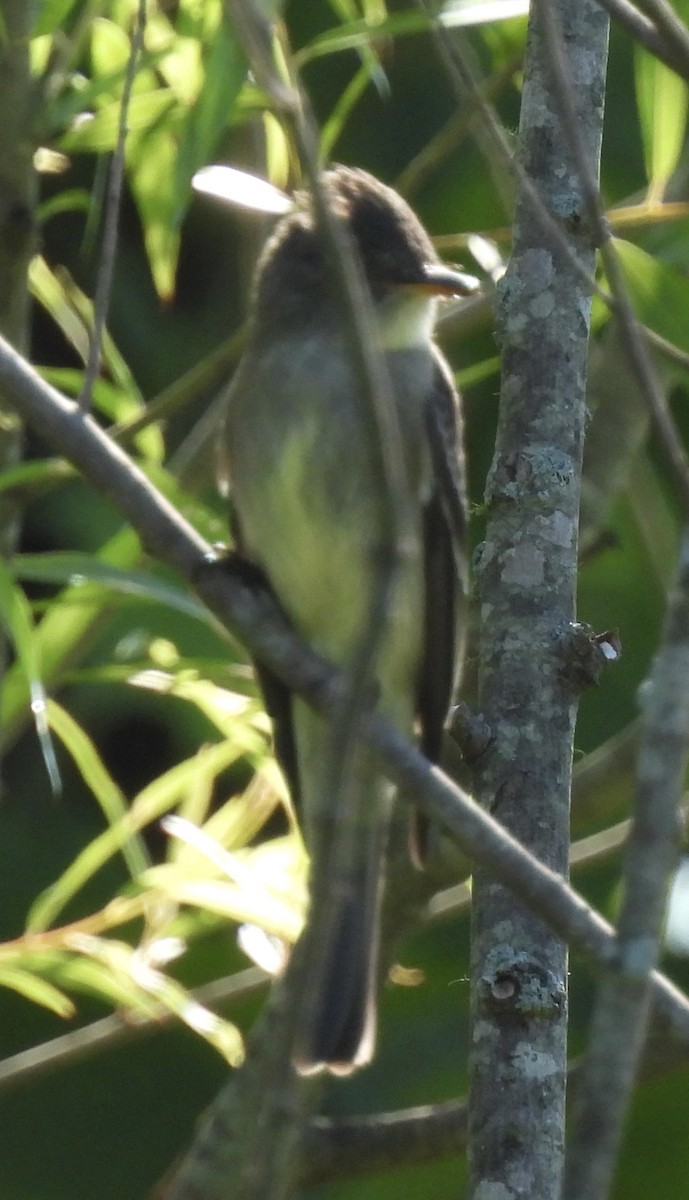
[448,702,493,764]
[485,447,575,506]
[480,957,566,1020]
[559,621,621,691]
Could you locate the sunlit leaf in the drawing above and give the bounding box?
[56,944,164,1016]
[90,16,132,77]
[151,823,305,942]
[0,558,60,794]
[299,1,528,63]
[635,44,689,200]
[192,165,292,215]
[31,0,83,37]
[30,255,90,361]
[47,699,150,877]
[127,126,181,300]
[30,260,164,461]
[321,63,377,160]
[60,91,175,153]
[605,239,689,355]
[173,13,246,192]
[14,553,211,624]
[38,187,91,223]
[142,872,303,943]
[63,929,245,1063]
[1,527,143,752]
[128,669,269,749]
[27,740,255,933]
[0,966,75,1018]
[0,458,74,502]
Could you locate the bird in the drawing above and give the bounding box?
[219,165,473,1074]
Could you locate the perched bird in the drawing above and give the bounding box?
[220,166,473,1074]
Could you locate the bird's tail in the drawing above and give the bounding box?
[293,834,385,1075]
[291,719,392,1076]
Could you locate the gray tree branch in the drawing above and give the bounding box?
[565,534,689,1199]
[468,3,609,1198]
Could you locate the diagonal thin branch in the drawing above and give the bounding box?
[535,0,689,522]
[595,0,689,78]
[0,331,689,1064]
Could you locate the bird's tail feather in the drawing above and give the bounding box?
[293,842,384,1075]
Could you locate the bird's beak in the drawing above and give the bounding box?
[417,263,481,297]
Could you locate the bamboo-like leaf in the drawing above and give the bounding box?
[0,965,75,1018]
[14,552,211,624]
[47,699,150,877]
[321,63,377,160]
[635,44,689,200]
[60,90,175,153]
[128,669,269,752]
[299,1,528,64]
[0,458,74,502]
[0,526,142,752]
[27,740,251,933]
[608,239,689,354]
[143,874,303,943]
[31,0,84,38]
[0,558,60,794]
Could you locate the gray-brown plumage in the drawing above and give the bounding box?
[220,166,472,1073]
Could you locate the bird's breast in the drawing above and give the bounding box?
[224,331,434,686]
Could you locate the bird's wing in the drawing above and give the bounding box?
[225,515,302,810]
[412,352,468,861]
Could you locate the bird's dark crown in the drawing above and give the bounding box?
[251,166,439,329]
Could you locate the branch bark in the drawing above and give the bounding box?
[468,4,609,1198]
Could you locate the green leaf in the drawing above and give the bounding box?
[30,260,164,463]
[60,90,176,153]
[55,946,163,1017]
[31,0,84,37]
[635,43,689,199]
[90,15,132,77]
[48,699,150,877]
[27,740,251,933]
[173,11,245,189]
[299,2,528,64]
[0,526,143,752]
[127,125,182,300]
[13,553,211,624]
[0,558,60,794]
[0,965,75,1018]
[128,669,269,749]
[321,63,377,160]
[38,188,92,224]
[608,239,689,354]
[297,10,430,64]
[30,255,90,362]
[0,458,75,502]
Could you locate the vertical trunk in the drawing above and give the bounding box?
[468,3,609,1197]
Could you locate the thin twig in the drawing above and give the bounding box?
[636,0,689,76]
[535,0,689,520]
[594,0,689,77]
[79,0,147,410]
[0,967,266,1094]
[565,534,689,1200]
